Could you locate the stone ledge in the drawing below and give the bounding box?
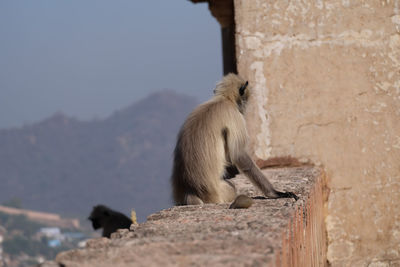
[44,166,327,267]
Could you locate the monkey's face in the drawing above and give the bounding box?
[88,205,111,230]
[89,216,101,230]
[241,83,250,100]
[237,81,250,113]
[213,74,250,113]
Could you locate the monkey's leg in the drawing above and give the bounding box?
[219,179,237,203]
[185,194,204,205]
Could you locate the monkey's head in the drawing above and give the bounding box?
[213,73,250,112]
[88,205,111,230]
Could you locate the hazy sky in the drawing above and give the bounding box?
[0,1,222,129]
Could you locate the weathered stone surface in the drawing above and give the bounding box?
[38,261,62,267]
[46,167,325,267]
[235,0,400,265]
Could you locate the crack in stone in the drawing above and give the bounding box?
[296,121,338,134]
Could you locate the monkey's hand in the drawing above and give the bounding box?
[274,191,299,201]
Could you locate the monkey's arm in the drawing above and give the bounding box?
[234,153,298,200]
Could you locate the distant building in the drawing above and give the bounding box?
[39,227,61,237]
[47,239,61,248]
[39,227,65,243]
[38,227,86,248]
[63,232,85,242]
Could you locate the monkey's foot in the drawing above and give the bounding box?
[275,191,299,201]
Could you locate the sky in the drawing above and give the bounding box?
[0,0,222,129]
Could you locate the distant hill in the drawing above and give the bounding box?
[0,90,197,221]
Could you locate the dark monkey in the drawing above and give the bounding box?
[88,205,132,238]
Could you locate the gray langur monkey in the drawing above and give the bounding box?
[171,73,298,205]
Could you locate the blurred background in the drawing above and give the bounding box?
[0,1,222,265]
[0,0,221,128]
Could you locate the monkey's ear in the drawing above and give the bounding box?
[239,81,248,96]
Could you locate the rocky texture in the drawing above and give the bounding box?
[42,167,327,266]
[234,0,400,266]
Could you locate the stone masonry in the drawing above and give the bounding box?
[42,167,327,267]
[234,1,400,266]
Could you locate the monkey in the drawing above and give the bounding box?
[229,194,253,209]
[171,73,298,205]
[88,205,132,238]
[223,164,240,179]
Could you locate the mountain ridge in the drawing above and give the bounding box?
[0,90,198,222]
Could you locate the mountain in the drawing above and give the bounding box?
[0,90,198,222]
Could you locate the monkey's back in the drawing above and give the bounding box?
[172,98,244,204]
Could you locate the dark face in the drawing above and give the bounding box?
[239,81,248,97]
[237,81,249,114]
[88,205,110,230]
[89,216,101,230]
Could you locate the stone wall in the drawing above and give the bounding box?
[279,170,328,267]
[42,167,327,267]
[234,0,400,266]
